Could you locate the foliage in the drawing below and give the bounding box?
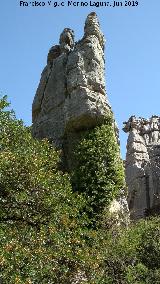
[0,96,91,282]
[0,96,77,227]
[1,96,160,283]
[97,217,160,283]
[71,115,125,221]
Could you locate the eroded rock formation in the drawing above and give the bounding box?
[32,12,111,164]
[123,116,160,219]
[32,13,129,227]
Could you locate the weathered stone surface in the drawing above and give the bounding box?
[109,190,130,226]
[32,12,129,223]
[59,28,74,53]
[123,115,160,219]
[47,45,61,67]
[32,12,111,151]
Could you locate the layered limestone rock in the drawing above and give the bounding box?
[32,12,110,153]
[32,13,129,224]
[123,116,160,219]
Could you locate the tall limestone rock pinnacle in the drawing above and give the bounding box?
[123,116,160,219]
[32,12,129,225]
[32,12,111,157]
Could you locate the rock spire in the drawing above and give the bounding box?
[123,116,160,219]
[32,12,129,225]
[32,12,111,167]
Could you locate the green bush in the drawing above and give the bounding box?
[98,217,160,283]
[1,96,160,283]
[0,96,77,227]
[0,96,91,283]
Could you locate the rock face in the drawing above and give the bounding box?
[123,116,160,219]
[32,13,129,226]
[32,12,111,167]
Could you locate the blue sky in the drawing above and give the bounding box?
[0,0,160,158]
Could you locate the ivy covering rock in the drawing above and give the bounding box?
[71,115,125,224]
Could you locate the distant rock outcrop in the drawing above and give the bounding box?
[123,116,160,219]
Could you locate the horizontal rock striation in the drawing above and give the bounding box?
[123,116,160,219]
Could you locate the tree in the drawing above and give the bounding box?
[0,96,91,283]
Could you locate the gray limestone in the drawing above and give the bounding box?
[32,13,111,151]
[32,12,129,223]
[123,116,160,219]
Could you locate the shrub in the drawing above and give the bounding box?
[0,96,91,283]
[2,97,160,283]
[99,217,160,283]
